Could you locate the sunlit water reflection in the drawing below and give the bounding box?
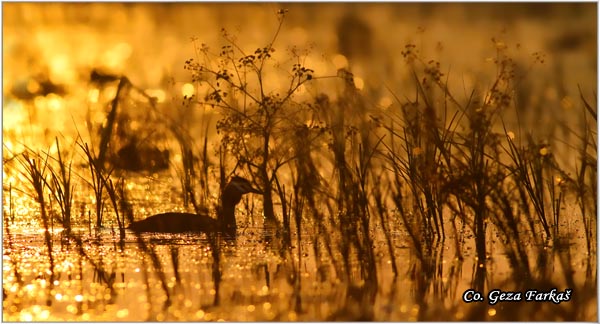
[3,2,597,321]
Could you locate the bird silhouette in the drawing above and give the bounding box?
[128,176,261,236]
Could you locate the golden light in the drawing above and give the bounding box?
[3,100,27,131]
[47,94,63,111]
[103,42,133,70]
[38,309,50,320]
[494,41,507,49]
[27,79,40,93]
[378,96,393,109]
[1,2,595,321]
[116,309,129,318]
[103,86,117,99]
[92,110,106,124]
[411,305,420,315]
[146,89,166,103]
[4,140,13,153]
[33,95,46,110]
[173,153,182,164]
[182,83,195,98]
[88,88,100,103]
[49,54,75,83]
[353,76,365,90]
[287,311,297,321]
[19,311,33,321]
[66,305,77,314]
[130,120,140,131]
[332,54,348,70]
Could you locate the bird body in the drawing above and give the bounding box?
[128,212,220,234]
[128,176,261,235]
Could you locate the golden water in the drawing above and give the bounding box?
[3,3,597,321]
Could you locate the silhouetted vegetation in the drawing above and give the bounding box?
[2,6,596,321]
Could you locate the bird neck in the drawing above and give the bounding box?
[218,187,242,233]
[218,204,237,230]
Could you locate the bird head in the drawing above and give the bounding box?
[224,176,262,202]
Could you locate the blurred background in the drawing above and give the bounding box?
[4,2,596,127]
[2,3,597,321]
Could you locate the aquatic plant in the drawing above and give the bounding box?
[184,9,317,233]
[78,141,109,230]
[2,5,596,321]
[46,137,74,235]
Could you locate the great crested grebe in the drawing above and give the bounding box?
[128,176,261,236]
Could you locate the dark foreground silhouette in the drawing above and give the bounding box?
[128,176,261,235]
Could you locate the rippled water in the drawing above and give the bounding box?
[3,210,596,321]
[3,227,412,321]
[3,2,597,321]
